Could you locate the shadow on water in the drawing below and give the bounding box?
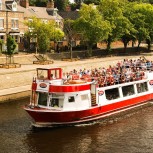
[1,98,153,153]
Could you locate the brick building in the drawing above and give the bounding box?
[0,0,63,52]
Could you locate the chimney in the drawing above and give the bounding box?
[20,0,29,8]
[47,0,54,9]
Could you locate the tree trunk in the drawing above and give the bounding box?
[146,39,151,51]
[70,40,72,59]
[148,42,151,51]
[137,41,141,52]
[123,41,128,52]
[87,43,92,57]
[107,40,111,53]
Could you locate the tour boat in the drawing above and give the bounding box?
[24,66,153,127]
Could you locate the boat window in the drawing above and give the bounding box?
[68,96,75,102]
[105,88,120,100]
[51,98,59,107]
[122,85,135,97]
[81,94,88,101]
[37,69,48,79]
[137,82,148,93]
[38,92,48,106]
[50,69,60,79]
[49,93,64,107]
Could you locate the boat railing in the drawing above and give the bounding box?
[92,71,147,87]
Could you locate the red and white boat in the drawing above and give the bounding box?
[24,66,153,127]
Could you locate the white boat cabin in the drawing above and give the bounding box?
[31,68,153,111]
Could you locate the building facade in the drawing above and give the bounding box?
[0,0,63,52]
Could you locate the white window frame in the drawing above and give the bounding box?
[0,2,2,10]
[11,18,19,30]
[0,18,4,30]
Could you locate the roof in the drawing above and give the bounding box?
[1,0,63,21]
[58,11,79,20]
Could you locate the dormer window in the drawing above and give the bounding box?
[12,0,17,11]
[53,8,58,16]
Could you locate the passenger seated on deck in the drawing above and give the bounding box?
[51,99,59,107]
[50,74,55,79]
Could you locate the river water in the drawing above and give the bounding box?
[1,98,153,153]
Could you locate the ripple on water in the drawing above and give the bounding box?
[1,99,153,153]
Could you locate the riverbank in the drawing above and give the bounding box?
[0,53,152,103]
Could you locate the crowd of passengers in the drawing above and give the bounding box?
[63,57,153,87]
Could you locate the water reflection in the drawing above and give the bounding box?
[0,98,153,153]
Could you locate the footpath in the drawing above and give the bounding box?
[0,53,152,103]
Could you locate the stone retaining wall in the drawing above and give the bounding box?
[0,70,36,90]
[0,91,31,103]
[0,48,151,103]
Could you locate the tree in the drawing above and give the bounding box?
[25,17,64,54]
[126,3,153,51]
[54,0,69,11]
[64,19,77,59]
[98,0,128,52]
[6,36,17,64]
[141,4,153,51]
[74,3,110,56]
[29,0,47,6]
[0,39,3,54]
[120,2,137,51]
[83,0,100,5]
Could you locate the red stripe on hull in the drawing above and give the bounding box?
[25,93,153,125]
[49,84,90,92]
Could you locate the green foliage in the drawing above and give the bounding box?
[0,39,3,53]
[74,3,110,56]
[25,17,64,54]
[29,0,47,6]
[98,0,128,51]
[0,39,3,45]
[83,0,101,5]
[64,19,75,40]
[29,0,69,11]
[54,0,69,11]
[6,36,17,55]
[74,0,100,5]
[64,19,77,58]
[124,3,153,50]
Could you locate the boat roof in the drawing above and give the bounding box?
[37,67,62,70]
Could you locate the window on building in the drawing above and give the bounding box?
[11,35,19,43]
[12,1,17,11]
[11,19,19,29]
[105,88,120,100]
[0,35,4,41]
[0,2,2,10]
[0,19,4,29]
[122,85,135,97]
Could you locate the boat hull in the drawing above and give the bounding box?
[24,93,153,127]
